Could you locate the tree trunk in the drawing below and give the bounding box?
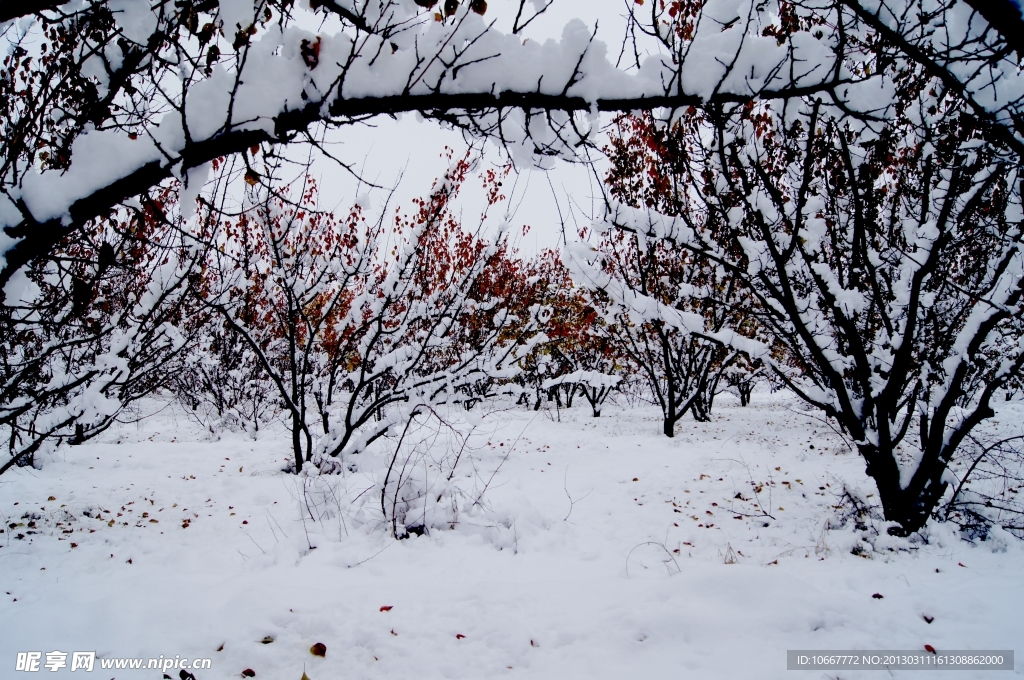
[663,411,675,438]
[860,443,942,536]
[292,411,303,473]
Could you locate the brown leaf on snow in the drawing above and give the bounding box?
[310,642,326,657]
[922,615,935,624]
[379,605,393,612]
[260,636,274,644]
[241,670,256,678]
[455,634,466,639]
[871,593,884,599]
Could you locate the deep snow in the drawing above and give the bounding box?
[1,392,1021,679]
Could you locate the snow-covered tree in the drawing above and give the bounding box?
[532,251,625,418]
[0,186,200,473]
[604,60,1024,534]
[7,0,1023,292]
[562,115,766,436]
[197,150,540,473]
[4,0,1024,505]
[575,215,755,436]
[312,153,543,471]
[196,169,376,472]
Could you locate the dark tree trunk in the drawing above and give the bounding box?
[291,411,303,473]
[860,442,941,535]
[738,382,752,407]
[663,411,675,438]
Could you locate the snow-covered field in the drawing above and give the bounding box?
[1,393,1021,679]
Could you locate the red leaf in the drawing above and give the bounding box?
[379,605,393,612]
[924,645,936,655]
[241,670,256,678]
[310,642,326,657]
[455,634,465,640]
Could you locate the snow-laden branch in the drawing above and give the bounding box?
[0,0,889,290]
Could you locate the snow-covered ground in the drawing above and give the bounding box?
[1,393,1021,679]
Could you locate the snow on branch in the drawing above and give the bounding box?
[0,0,904,289]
